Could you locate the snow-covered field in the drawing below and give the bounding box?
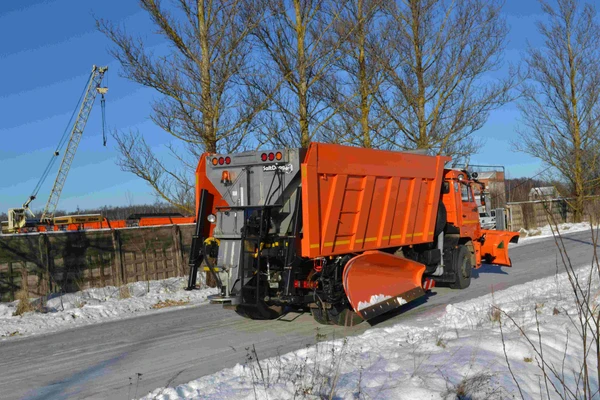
[144,265,600,400]
[0,278,217,339]
[518,221,593,243]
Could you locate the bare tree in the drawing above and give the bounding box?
[515,0,600,222]
[321,0,390,148]
[245,0,343,148]
[379,0,514,163]
[98,0,260,212]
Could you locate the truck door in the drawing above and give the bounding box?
[459,182,479,237]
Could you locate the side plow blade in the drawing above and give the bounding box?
[481,230,520,267]
[342,251,426,320]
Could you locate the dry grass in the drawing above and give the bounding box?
[489,306,501,323]
[448,372,503,400]
[152,299,190,309]
[13,290,35,316]
[119,285,132,299]
[74,299,87,309]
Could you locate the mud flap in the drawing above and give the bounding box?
[342,251,426,320]
[481,230,520,267]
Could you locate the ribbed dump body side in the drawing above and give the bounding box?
[300,143,451,258]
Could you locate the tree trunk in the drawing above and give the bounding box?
[198,0,216,152]
[294,0,310,148]
[358,0,371,148]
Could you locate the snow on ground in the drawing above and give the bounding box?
[144,267,600,400]
[518,221,594,243]
[0,278,217,339]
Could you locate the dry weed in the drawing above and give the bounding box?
[448,372,503,400]
[13,290,35,316]
[119,285,132,299]
[553,307,560,315]
[152,299,190,309]
[489,306,501,323]
[74,299,87,309]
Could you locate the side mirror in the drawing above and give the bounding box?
[442,181,450,194]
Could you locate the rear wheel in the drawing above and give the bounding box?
[311,304,364,326]
[234,277,284,320]
[311,305,331,325]
[328,307,363,326]
[450,245,472,289]
[235,303,283,320]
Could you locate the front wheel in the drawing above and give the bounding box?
[450,245,472,289]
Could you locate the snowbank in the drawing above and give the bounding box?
[143,268,600,400]
[518,221,593,243]
[0,278,217,339]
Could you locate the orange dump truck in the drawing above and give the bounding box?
[186,143,519,325]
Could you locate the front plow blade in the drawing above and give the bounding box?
[343,251,426,320]
[481,230,520,267]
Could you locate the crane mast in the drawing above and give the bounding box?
[39,65,108,223]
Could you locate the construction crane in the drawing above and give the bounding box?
[4,65,108,233]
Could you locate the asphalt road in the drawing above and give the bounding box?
[0,230,596,400]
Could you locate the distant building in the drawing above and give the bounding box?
[528,187,558,201]
[475,170,506,209]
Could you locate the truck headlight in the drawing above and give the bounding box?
[207,214,216,223]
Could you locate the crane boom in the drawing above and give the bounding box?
[40,65,108,222]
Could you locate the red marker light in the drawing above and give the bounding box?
[261,153,267,162]
[268,152,275,161]
[225,156,231,165]
[218,157,225,165]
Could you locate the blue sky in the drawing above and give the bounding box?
[0,0,550,213]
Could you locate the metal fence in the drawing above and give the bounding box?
[0,224,195,302]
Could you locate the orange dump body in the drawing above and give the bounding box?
[300,143,451,258]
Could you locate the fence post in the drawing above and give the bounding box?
[8,262,15,302]
[38,233,51,297]
[172,225,184,276]
[111,229,125,286]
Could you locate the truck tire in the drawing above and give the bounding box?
[235,303,283,320]
[450,245,472,289]
[311,306,331,325]
[329,308,363,326]
[311,305,364,326]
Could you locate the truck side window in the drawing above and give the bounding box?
[461,183,470,202]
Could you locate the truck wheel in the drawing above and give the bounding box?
[450,245,472,289]
[235,303,283,320]
[328,308,363,326]
[312,306,364,326]
[311,305,331,325]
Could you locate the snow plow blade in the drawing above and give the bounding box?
[481,230,520,267]
[342,251,426,320]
